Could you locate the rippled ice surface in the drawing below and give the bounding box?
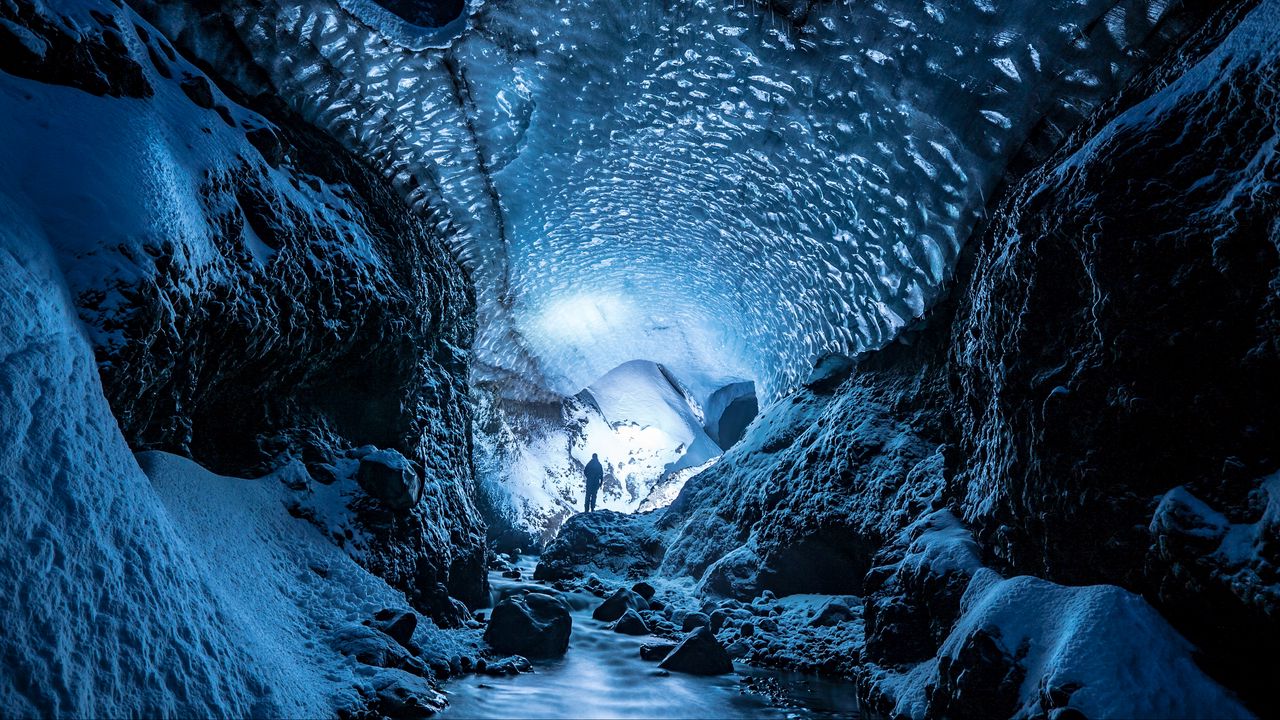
[440,561,858,719]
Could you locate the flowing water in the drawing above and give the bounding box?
[439,560,859,719]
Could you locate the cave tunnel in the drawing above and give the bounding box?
[2,0,1278,717]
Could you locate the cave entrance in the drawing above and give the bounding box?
[472,359,759,550]
[569,360,758,515]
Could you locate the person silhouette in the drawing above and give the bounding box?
[583,453,603,512]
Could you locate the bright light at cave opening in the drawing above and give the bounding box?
[536,293,634,346]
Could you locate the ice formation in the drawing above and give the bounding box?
[136,0,1183,401]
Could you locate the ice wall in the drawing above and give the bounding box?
[135,0,1190,401]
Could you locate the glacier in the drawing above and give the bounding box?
[135,0,1191,402]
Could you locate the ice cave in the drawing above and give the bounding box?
[1,0,1278,717]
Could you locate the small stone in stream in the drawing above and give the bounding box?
[682,612,710,632]
[640,642,677,661]
[475,611,487,622]
[648,599,665,612]
[482,655,533,676]
[740,622,755,638]
[710,609,728,632]
[659,627,734,676]
[593,588,649,622]
[631,581,656,600]
[726,639,751,658]
[501,569,522,579]
[758,617,778,633]
[809,600,855,627]
[484,592,572,658]
[613,608,650,635]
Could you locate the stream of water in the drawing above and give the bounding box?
[439,560,859,719]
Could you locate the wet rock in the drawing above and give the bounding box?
[592,588,649,622]
[709,609,728,631]
[481,655,533,676]
[331,624,427,676]
[681,612,710,632]
[356,449,421,510]
[612,609,650,635]
[640,642,676,661]
[358,670,446,719]
[658,627,734,676]
[739,622,755,638]
[484,592,572,658]
[631,581,656,600]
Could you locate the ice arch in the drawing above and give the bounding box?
[138,0,1188,400]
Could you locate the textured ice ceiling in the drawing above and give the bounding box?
[142,0,1182,401]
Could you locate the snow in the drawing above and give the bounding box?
[870,560,1256,719]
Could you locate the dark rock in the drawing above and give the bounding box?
[592,588,649,622]
[648,599,665,612]
[709,609,728,632]
[370,609,417,649]
[631,581,656,600]
[358,670,446,720]
[481,655,532,676]
[640,642,676,661]
[681,612,710,632]
[739,622,755,638]
[483,592,572,658]
[612,608,650,635]
[330,624,427,677]
[926,628,1024,720]
[180,73,216,109]
[244,125,286,167]
[658,627,734,676]
[356,449,421,510]
[536,511,666,581]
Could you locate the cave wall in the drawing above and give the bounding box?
[0,0,487,620]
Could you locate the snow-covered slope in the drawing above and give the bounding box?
[0,210,405,716]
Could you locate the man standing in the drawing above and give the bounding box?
[583,453,603,513]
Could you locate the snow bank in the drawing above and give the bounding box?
[0,212,291,716]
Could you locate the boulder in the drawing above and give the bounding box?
[371,608,418,650]
[612,608,650,635]
[483,592,572,658]
[682,611,710,632]
[658,627,734,676]
[631,581,656,600]
[640,642,676,661]
[592,588,649,622]
[356,449,421,510]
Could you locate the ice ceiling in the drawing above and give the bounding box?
[145,0,1177,401]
